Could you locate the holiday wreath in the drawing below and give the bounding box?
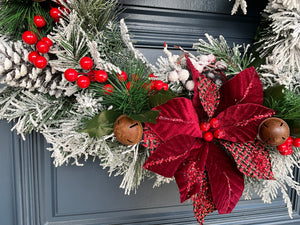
[0,0,300,224]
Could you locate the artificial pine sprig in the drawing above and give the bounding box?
[264,85,300,137]
[67,0,120,34]
[50,0,125,73]
[193,33,255,75]
[65,0,125,60]
[264,86,300,121]
[0,0,56,40]
[90,58,153,116]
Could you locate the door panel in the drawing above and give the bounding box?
[1,1,300,224]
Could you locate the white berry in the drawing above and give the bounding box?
[207,72,215,79]
[185,80,195,91]
[168,70,179,82]
[178,69,189,82]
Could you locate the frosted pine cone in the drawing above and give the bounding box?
[0,36,77,98]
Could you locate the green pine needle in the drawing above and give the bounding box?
[264,89,300,120]
[193,34,255,75]
[90,57,153,115]
[0,0,55,40]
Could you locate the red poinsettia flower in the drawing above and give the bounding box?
[143,56,275,224]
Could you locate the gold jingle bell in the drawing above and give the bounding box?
[113,115,143,145]
[258,117,290,146]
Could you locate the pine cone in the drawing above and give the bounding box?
[0,37,78,98]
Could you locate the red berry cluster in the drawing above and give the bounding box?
[22,15,53,69]
[149,74,168,91]
[50,1,69,22]
[64,56,111,89]
[200,118,224,142]
[277,137,300,156]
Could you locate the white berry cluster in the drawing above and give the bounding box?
[158,44,228,93]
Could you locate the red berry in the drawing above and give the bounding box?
[64,68,78,82]
[204,132,214,142]
[293,138,300,147]
[34,56,47,69]
[50,8,61,20]
[287,136,294,145]
[22,31,38,45]
[40,37,53,47]
[154,80,164,90]
[33,15,46,28]
[76,76,90,89]
[210,118,219,129]
[103,84,114,95]
[88,73,96,82]
[95,70,108,83]
[36,41,50,54]
[277,142,288,152]
[126,82,132,90]
[162,83,168,91]
[214,129,225,139]
[28,51,40,64]
[283,148,293,156]
[200,122,210,132]
[117,71,127,82]
[80,57,93,70]
[277,142,293,156]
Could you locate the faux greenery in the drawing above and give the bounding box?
[90,57,153,116]
[0,0,55,40]
[66,0,125,60]
[264,85,300,120]
[81,110,121,138]
[264,85,300,137]
[193,33,255,75]
[50,0,125,72]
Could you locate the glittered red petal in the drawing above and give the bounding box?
[192,171,216,224]
[217,103,275,143]
[206,143,244,214]
[143,135,197,178]
[174,141,209,202]
[220,140,275,180]
[216,67,263,115]
[146,97,202,142]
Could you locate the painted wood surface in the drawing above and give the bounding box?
[1,0,300,224]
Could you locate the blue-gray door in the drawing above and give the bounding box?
[1,0,300,224]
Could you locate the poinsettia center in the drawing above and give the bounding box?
[200,118,224,142]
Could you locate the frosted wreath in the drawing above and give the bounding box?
[0,0,300,224]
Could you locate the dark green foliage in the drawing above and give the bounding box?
[69,0,125,59]
[54,0,125,70]
[264,86,300,120]
[81,110,121,138]
[149,89,177,108]
[0,0,56,40]
[70,0,120,33]
[90,57,154,116]
[264,86,300,137]
[130,110,160,124]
